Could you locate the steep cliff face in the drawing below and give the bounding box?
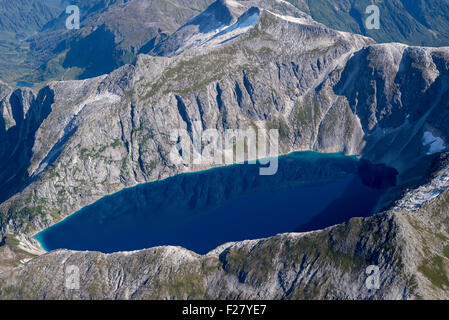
[0,87,54,203]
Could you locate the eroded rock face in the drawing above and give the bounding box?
[3,156,449,300]
[280,0,449,47]
[1,0,449,300]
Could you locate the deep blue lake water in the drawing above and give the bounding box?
[35,152,398,254]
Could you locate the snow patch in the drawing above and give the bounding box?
[422,131,446,155]
[178,7,260,53]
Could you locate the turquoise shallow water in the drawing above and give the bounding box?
[35,152,397,254]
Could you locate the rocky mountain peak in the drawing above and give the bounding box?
[1,0,449,301]
[152,0,261,56]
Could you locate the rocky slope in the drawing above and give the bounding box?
[0,0,449,299]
